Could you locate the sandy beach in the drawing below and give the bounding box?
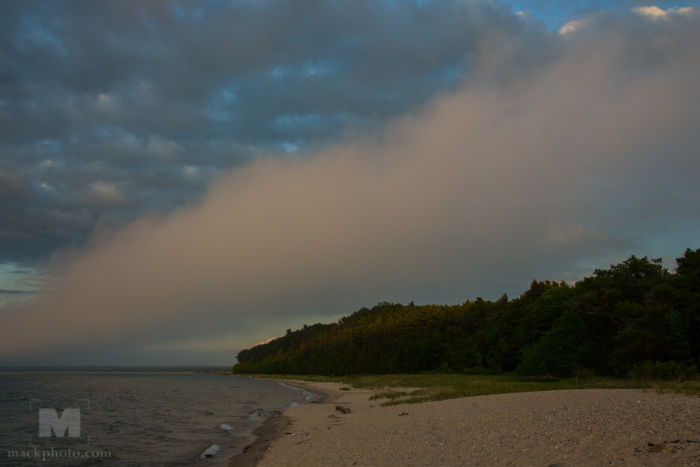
[235,381,700,467]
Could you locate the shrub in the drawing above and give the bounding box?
[628,360,698,381]
[572,368,597,380]
[461,366,499,375]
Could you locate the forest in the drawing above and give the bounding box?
[233,248,700,377]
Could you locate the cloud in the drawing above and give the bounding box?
[632,5,694,20]
[546,223,607,244]
[0,171,24,196]
[559,4,696,34]
[85,182,129,207]
[559,19,588,34]
[0,0,527,264]
[0,6,698,363]
[0,289,37,295]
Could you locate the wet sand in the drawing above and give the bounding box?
[226,411,289,467]
[228,382,333,467]
[250,381,700,466]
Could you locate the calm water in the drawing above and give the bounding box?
[0,373,311,466]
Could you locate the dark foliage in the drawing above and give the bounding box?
[234,249,700,377]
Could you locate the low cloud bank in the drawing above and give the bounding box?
[1,8,699,361]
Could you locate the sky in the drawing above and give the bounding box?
[0,0,699,366]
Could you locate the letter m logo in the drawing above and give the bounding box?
[39,408,81,438]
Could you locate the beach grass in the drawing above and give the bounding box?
[244,373,700,406]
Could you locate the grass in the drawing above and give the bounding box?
[241,373,700,406]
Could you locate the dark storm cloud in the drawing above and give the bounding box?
[0,0,531,263]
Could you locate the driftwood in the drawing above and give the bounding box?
[335,405,351,414]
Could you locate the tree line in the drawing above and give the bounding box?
[233,249,700,377]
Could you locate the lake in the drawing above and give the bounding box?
[0,373,310,466]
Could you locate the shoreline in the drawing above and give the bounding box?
[241,382,700,466]
[226,411,289,467]
[227,379,337,467]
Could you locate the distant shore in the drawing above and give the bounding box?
[240,380,700,466]
[0,366,230,374]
